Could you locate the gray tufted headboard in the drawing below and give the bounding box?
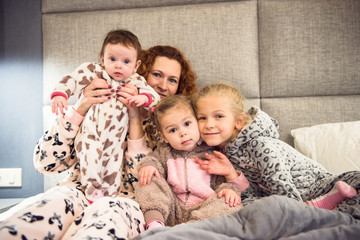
[42,0,360,157]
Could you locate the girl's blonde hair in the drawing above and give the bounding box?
[192,83,250,124]
[145,95,195,147]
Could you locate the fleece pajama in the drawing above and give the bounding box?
[225,106,360,219]
[135,142,247,227]
[51,62,159,202]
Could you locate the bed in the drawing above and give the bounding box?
[2,0,360,237]
[133,195,360,239]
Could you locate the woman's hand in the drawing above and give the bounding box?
[217,188,242,207]
[139,166,161,186]
[195,151,239,181]
[74,78,113,116]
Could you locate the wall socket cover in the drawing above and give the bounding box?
[0,168,22,187]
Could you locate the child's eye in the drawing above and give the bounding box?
[169,128,177,133]
[215,115,224,119]
[124,59,130,64]
[197,116,206,121]
[184,121,191,127]
[110,57,116,62]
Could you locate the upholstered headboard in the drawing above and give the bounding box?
[42,0,360,188]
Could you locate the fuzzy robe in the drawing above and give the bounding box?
[135,141,246,226]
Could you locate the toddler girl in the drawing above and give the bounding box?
[193,83,357,211]
[135,95,249,230]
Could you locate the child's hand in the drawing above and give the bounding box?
[51,95,68,115]
[195,151,239,181]
[116,84,140,120]
[139,166,161,186]
[217,188,242,207]
[127,95,148,107]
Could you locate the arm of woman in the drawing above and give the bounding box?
[116,83,145,140]
[117,84,152,197]
[33,78,112,174]
[33,106,83,174]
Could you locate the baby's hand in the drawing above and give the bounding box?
[127,95,148,107]
[51,95,68,115]
[217,188,242,207]
[139,166,161,186]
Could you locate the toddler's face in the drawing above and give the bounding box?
[160,108,200,151]
[196,95,241,149]
[102,43,140,81]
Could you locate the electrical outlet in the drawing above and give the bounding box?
[0,168,22,187]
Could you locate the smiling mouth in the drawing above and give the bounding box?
[204,133,218,136]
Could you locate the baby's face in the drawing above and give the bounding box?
[102,43,140,81]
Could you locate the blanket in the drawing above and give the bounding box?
[134,195,360,240]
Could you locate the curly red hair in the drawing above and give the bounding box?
[137,46,197,96]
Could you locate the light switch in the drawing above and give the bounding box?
[0,168,22,187]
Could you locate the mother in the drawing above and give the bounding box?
[0,45,197,240]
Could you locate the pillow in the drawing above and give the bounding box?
[291,121,360,175]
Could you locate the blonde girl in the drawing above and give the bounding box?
[135,95,249,230]
[193,83,358,212]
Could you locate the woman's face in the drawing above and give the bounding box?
[146,56,181,98]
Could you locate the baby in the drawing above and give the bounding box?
[51,29,160,202]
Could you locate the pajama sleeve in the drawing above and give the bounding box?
[51,62,95,99]
[120,137,152,198]
[128,73,161,110]
[33,107,83,174]
[249,138,303,201]
[228,171,250,192]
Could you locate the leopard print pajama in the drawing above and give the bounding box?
[225,107,360,219]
